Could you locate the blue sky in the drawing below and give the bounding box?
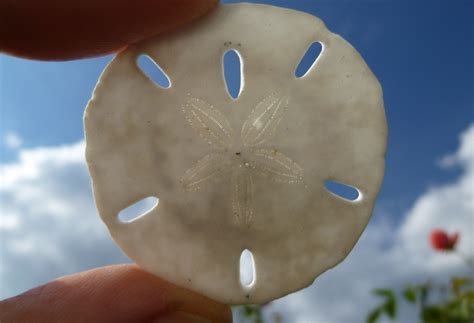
[2,0,472,219]
[1,1,473,322]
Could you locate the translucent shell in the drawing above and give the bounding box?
[84,3,387,304]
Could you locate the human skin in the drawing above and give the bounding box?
[0,1,232,322]
[0,265,232,322]
[0,0,219,60]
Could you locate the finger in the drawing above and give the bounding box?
[0,264,232,323]
[0,0,219,61]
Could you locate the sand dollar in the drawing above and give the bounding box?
[84,3,387,304]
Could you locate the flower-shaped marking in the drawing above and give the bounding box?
[180,93,304,225]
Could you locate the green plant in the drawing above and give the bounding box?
[234,304,264,323]
[367,229,474,323]
[367,289,397,323]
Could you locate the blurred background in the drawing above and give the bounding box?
[1,0,473,322]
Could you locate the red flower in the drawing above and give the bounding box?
[430,229,459,251]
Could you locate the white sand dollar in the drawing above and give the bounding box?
[84,3,387,304]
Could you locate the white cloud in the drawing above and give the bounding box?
[0,141,128,299]
[437,153,458,169]
[1,125,473,323]
[3,132,22,149]
[438,124,474,170]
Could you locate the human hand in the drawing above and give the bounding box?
[0,264,232,322]
[0,0,218,60]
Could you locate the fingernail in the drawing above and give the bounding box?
[155,311,211,323]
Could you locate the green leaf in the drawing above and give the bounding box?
[420,285,430,306]
[374,288,395,299]
[244,305,254,316]
[460,290,474,300]
[422,305,443,323]
[452,277,472,296]
[403,287,417,304]
[384,298,397,319]
[367,308,382,323]
[370,288,398,320]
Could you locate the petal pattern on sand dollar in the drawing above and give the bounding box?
[182,98,235,150]
[241,93,288,147]
[231,167,254,225]
[181,153,233,191]
[249,148,304,184]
